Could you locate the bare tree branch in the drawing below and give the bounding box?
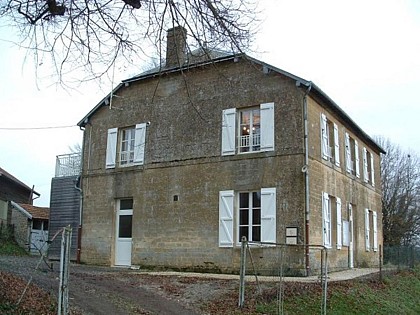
[0,0,259,85]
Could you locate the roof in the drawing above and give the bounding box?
[77,52,385,154]
[0,167,40,196]
[11,201,49,220]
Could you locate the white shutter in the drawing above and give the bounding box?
[133,123,146,165]
[363,147,369,183]
[221,108,236,156]
[354,140,360,178]
[370,153,375,187]
[373,211,378,251]
[345,133,351,173]
[106,128,118,169]
[336,198,342,249]
[260,102,275,151]
[219,190,234,247]
[322,192,331,247]
[320,114,329,160]
[333,123,340,166]
[261,187,276,244]
[365,208,370,251]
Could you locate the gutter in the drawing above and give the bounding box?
[10,201,33,219]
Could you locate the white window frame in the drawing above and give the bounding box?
[105,123,147,169]
[219,187,276,247]
[238,191,262,243]
[221,103,274,156]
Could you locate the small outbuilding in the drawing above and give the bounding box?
[10,202,50,255]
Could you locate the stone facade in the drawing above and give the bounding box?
[78,54,383,275]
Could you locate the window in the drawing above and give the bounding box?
[322,193,342,249]
[239,108,261,153]
[365,209,378,252]
[239,192,261,242]
[320,114,340,166]
[106,123,147,169]
[344,132,360,177]
[221,103,274,155]
[219,187,276,247]
[362,147,375,186]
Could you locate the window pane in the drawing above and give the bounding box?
[120,199,133,210]
[239,227,248,241]
[252,209,261,225]
[118,215,132,238]
[239,209,249,225]
[239,193,249,208]
[252,192,261,207]
[252,226,261,241]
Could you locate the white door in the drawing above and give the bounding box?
[30,219,48,255]
[115,200,133,266]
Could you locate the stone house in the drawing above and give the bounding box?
[77,27,384,274]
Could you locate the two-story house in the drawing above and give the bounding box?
[77,27,384,275]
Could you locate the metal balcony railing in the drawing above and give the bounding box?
[55,153,81,177]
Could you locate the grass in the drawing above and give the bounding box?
[255,266,420,315]
[0,239,28,256]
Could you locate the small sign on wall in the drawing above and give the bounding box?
[286,227,298,245]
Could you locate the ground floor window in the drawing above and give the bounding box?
[219,187,276,247]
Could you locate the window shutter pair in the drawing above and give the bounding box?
[221,103,275,156]
[219,187,276,247]
[105,123,147,169]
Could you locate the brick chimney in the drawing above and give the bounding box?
[165,26,187,68]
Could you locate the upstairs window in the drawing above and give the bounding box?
[221,103,274,156]
[238,108,261,153]
[362,147,375,186]
[106,123,147,169]
[320,114,340,166]
[344,132,360,178]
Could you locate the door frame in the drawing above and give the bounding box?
[114,200,133,266]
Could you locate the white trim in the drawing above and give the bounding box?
[260,103,275,152]
[333,123,340,166]
[336,198,342,249]
[221,108,236,156]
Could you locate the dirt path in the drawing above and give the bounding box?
[0,255,207,314]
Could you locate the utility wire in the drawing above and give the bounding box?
[0,125,77,130]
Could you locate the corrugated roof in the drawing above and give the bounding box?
[18,203,50,220]
[0,167,40,196]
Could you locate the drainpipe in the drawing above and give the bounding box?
[302,81,312,276]
[75,175,83,264]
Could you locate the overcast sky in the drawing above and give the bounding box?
[1,0,419,206]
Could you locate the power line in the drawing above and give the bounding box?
[0,125,77,131]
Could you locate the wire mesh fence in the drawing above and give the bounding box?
[238,238,329,315]
[382,245,420,270]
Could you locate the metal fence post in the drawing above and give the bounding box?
[238,236,247,308]
[58,225,72,315]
